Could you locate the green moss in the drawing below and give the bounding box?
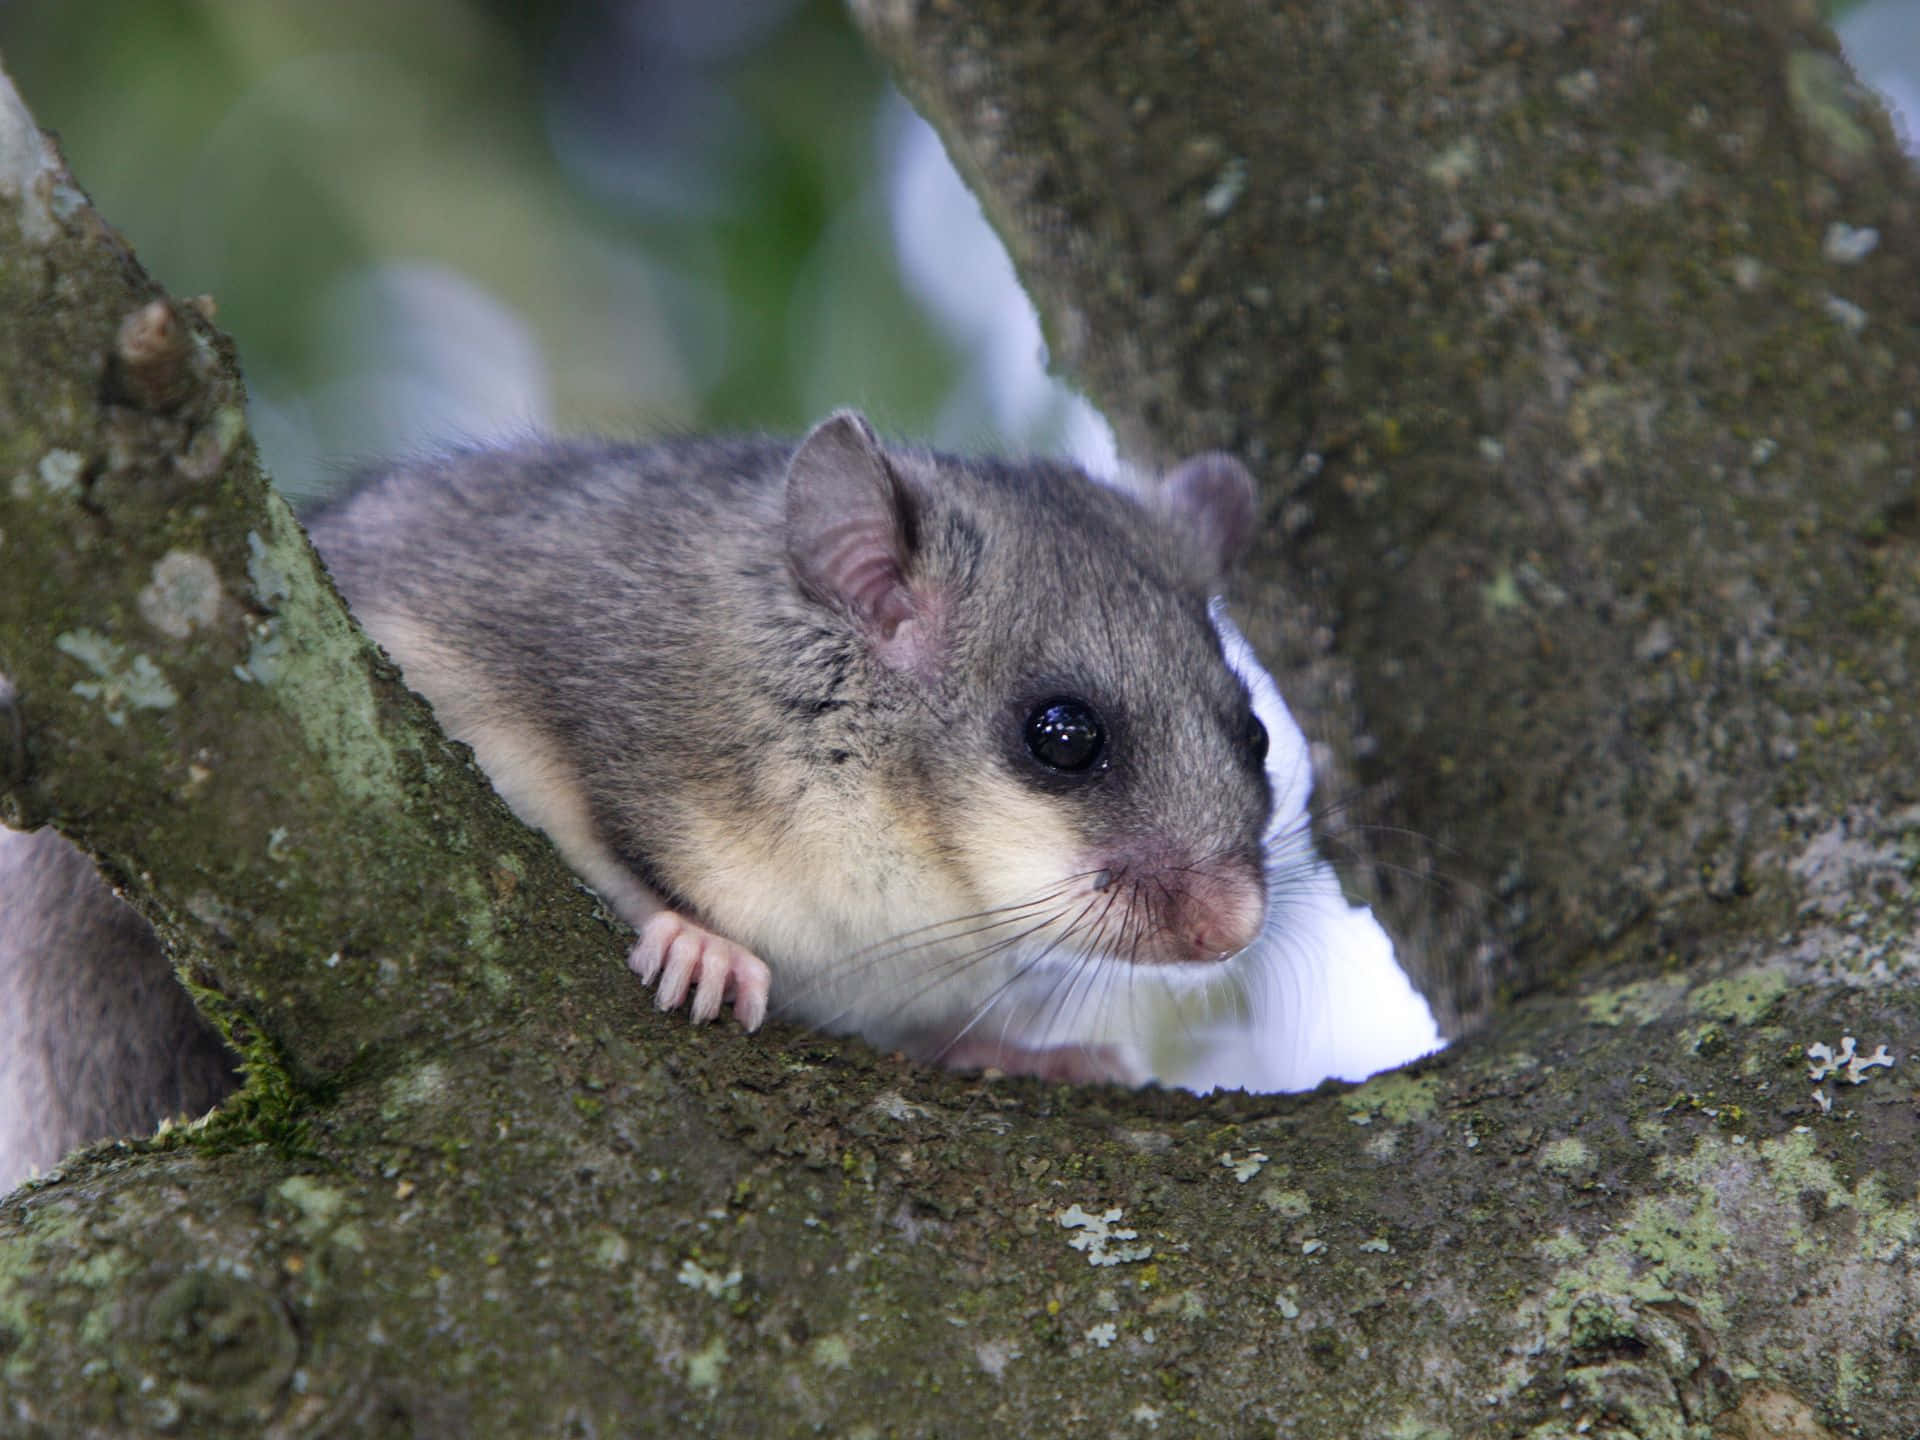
[0,1230,48,1369]
[458,872,508,966]
[242,503,403,805]
[177,982,323,1162]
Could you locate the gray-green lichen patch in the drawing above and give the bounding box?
[112,1266,300,1427]
[1424,136,1480,188]
[1740,1129,1916,1261]
[136,548,225,639]
[1805,1034,1896,1092]
[54,628,177,724]
[241,498,402,805]
[810,1334,853,1371]
[1482,567,1523,615]
[272,1174,368,1258]
[1686,967,1790,1025]
[1257,1185,1311,1219]
[590,1229,631,1269]
[1538,1137,1596,1179]
[0,1225,58,1371]
[276,1174,346,1234]
[685,1335,728,1391]
[1218,1149,1268,1183]
[34,447,83,495]
[1516,1126,1920,1403]
[0,1202,137,1379]
[1201,157,1247,218]
[1341,1071,1440,1125]
[1786,49,1877,178]
[1056,1205,1152,1266]
[1783,816,1910,914]
[1534,1230,1587,1264]
[1523,1193,1728,1354]
[1581,976,1686,1028]
[380,1060,450,1121]
[675,1258,743,1300]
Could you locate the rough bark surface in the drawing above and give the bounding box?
[863,0,1920,1032]
[3,3,1919,1436]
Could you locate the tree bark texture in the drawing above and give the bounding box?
[863,0,1920,1029]
[3,2,1919,1435]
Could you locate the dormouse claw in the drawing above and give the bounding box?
[628,911,771,1031]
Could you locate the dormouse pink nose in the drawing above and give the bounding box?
[1090,843,1268,966]
[1175,857,1267,962]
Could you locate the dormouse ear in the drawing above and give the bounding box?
[784,410,918,641]
[1159,452,1257,582]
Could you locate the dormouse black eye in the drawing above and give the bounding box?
[1025,698,1106,773]
[1248,713,1269,764]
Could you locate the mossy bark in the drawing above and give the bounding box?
[4,3,1919,1435]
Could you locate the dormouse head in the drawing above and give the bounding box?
[782,409,1273,971]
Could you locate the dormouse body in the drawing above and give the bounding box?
[306,411,1274,1080]
[0,825,237,1185]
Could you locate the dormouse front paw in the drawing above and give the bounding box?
[627,911,771,1030]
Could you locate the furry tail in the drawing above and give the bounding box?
[0,827,236,1192]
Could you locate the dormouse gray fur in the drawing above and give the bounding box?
[0,412,1272,1190]
[307,410,1273,1078]
[0,826,236,1185]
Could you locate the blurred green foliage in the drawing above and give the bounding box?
[2,0,1907,505]
[0,0,962,500]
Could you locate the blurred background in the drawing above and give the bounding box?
[0,0,1910,506]
[0,0,1115,505]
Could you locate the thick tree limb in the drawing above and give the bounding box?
[3,2,1919,1432]
[861,0,1920,1029]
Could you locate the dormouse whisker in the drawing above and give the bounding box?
[797,884,1106,1040]
[926,889,1116,1064]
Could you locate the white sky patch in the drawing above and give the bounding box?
[1839,0,1920,158]
[885,98,1117,478]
